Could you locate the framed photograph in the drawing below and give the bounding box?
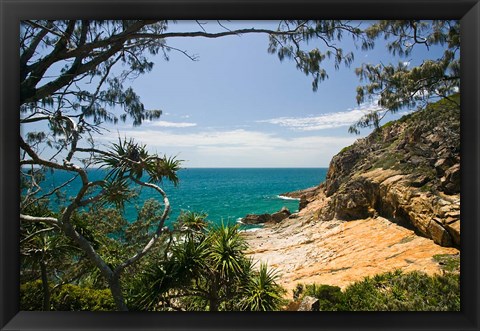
[1,0,479,330]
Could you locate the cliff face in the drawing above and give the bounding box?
[244,96,461,294]
[305,96,460,247]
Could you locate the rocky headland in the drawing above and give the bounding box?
[243,95,461,297]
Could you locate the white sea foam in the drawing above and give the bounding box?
[240,227,263,233]
[244,227,262,232]
[276,195,300,201]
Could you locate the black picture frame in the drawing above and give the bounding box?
[1,0,479,330]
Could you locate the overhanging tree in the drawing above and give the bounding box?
[350,20,460,133]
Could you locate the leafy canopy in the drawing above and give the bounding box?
[350,20,459,133]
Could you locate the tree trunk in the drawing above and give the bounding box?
[39,258,50,311]
[208,276,220,311]
[109,274,128,311]
[209,296,219,312]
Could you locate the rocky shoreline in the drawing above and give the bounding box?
[242,190,459,298]
[242,97,461,297]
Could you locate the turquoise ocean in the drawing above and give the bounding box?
[38,168,327,228]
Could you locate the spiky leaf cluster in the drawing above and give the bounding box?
[98,137,181,185]
[129,221,286,311]
[240,263,286,311]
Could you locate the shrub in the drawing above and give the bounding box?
[241,263,287,311]
[53,284,116,311]
[342,270,460,311]
[339,145,353,154]
[20,280,116,311]
[20,280,45,310]
[302,283,345,311]
[294,269,460,311]
[433,254,460,273]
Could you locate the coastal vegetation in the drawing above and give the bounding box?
[21,208,287,311]
[291,249,460,311]
[290,268,459,311]
[20,20,460,311]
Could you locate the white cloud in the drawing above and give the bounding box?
[148,120,197,128]
[258,102,383,131]
[97,129,360,167]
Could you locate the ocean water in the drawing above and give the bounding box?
[35,168,327,228]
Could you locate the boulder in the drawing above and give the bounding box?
[441,164,460,194]
[241,213,271,225]
[270,207,291,223]
[333,179,375,220]
[445,220,460,246]
[280,186,318,199]
[297,296,320,311]
[299,196,308,210]
[241,207,291,225]
[410,174,430,188]
[434,158,455,177]
[280,186,320,211]
[427,219,453,247]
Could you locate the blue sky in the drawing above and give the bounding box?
[23,21,447,168]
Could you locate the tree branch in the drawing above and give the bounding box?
[20,214,60,228]
[114,177,170,275]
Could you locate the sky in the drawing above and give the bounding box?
[23,20,447,168]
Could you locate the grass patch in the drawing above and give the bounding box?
[381,121,394,129]
[433,254,460,273]
[373,152,403,170]
[339,144,353,154]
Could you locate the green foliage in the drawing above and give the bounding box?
[53,284,116,311]
[100,178,135,210]
[20,280,45,310]
[98,137,181,185]
[303,283,345,311]
[433,254,460,273]
[128,220,286,311]
[21,20,167,122]
[268,20,372,91]
[350,20,460,134]
[339,145,353,154]
[240,263,287,311]
[175,211,209,233]
[20,204,81,287]
[293,269,460,311]
[207,223,248,279]
[124,199,165,243]
[381,121,394,129]
[372,152,403,170]
[21,281,116,311]
[126,258,184,311]
[292,283,304,300]
[342,270,460,311]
